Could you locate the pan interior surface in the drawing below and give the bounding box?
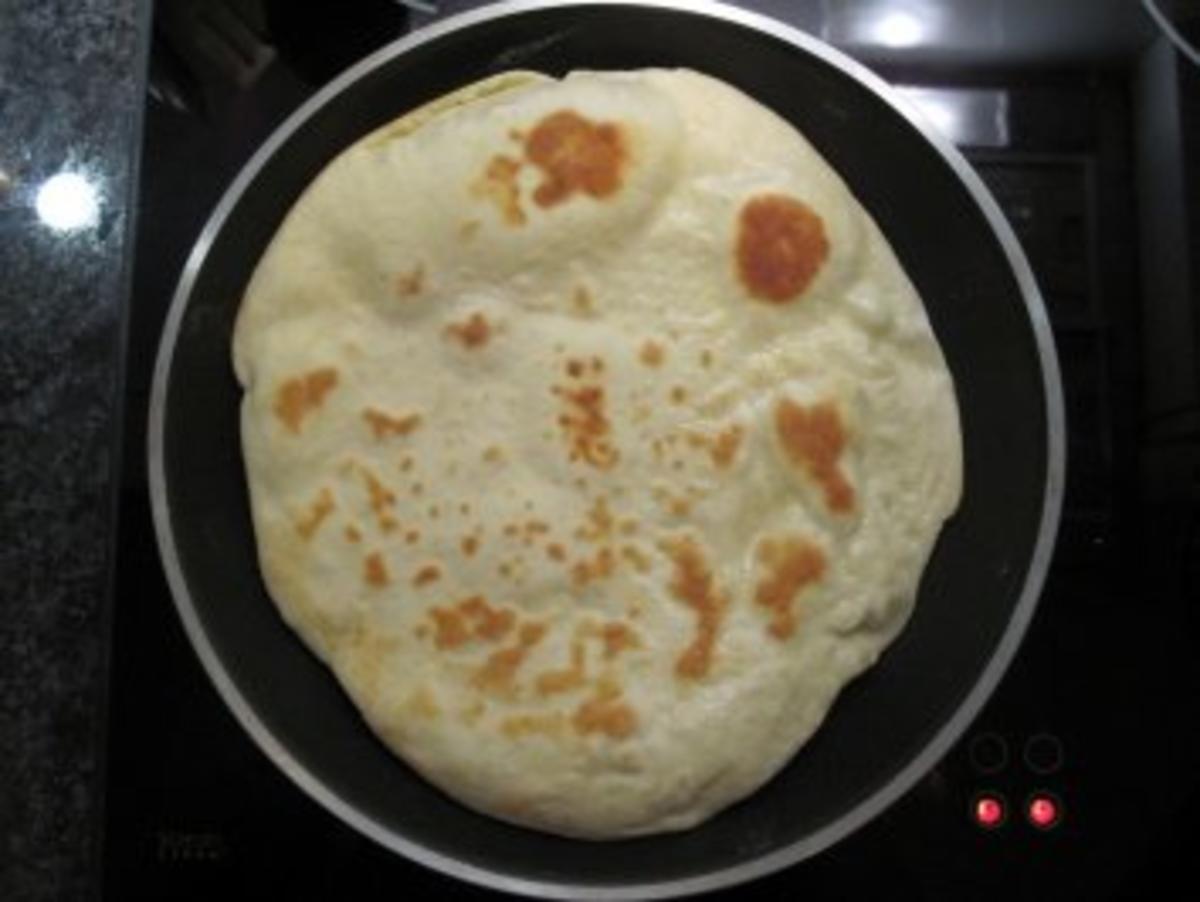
[151,2,1060,897]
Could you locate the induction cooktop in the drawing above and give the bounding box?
[100,2,1200,899]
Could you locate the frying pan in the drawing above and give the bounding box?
[148,1,1065,897]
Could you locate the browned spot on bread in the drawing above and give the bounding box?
[461,534,480,557]
[344,524,362,543]
[483,445,506,463]
[572,679,637,740]
[524,110,626,209]
[653,486,692,519]
[363,407,422,440]
[638,339,665,367]
[412,563,442,588]
[711,424,744,469]
[275,368,338,433]
[700,349,715,368]
[661,536,727,680]
[459,596,515,642]
[576,496,614,543]
[445,312,491,349]
[379,514,399,534]
[775,398,855,513]
[546,542,567,562]
[399,455,415,472]
[458,219,481,240]
[429,596,515,649]
[472,622,547,695]
[755,536,827,639]
[572,286,594,313]
[405,529,421,545]
[554,383,619,470]
[472,154,525,225]
[669,386,687,405]
[737,193,830,302]
[535,640,587,696]
[295,488,335,540]
[571,546,616,588]
[405,687,441,720]
[394,263,425,298]
[600,622,641,659]
[518,519,551,547]
[620,544,651,573]
[364,552,390,588]
[360,467,395,512]
[502,712,567,738]
[430,607,469,649]
[358,466,398,532]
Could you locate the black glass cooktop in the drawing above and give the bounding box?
[102,2,1200,898]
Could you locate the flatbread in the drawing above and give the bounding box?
[232,68,962,838]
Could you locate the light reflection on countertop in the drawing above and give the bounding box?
[34,171,104,233]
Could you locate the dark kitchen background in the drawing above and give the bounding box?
[1,1,1197,899]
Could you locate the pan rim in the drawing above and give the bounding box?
[147,1,1066,898]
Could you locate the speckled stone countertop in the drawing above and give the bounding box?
[0,0,147,898]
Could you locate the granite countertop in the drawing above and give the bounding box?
[0,0,147,898]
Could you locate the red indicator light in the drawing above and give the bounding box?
[973,794,1006,829]
[1028,794,1061,829]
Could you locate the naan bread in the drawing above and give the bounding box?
[232,69,962,838]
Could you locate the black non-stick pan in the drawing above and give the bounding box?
[148,1,1065,897]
